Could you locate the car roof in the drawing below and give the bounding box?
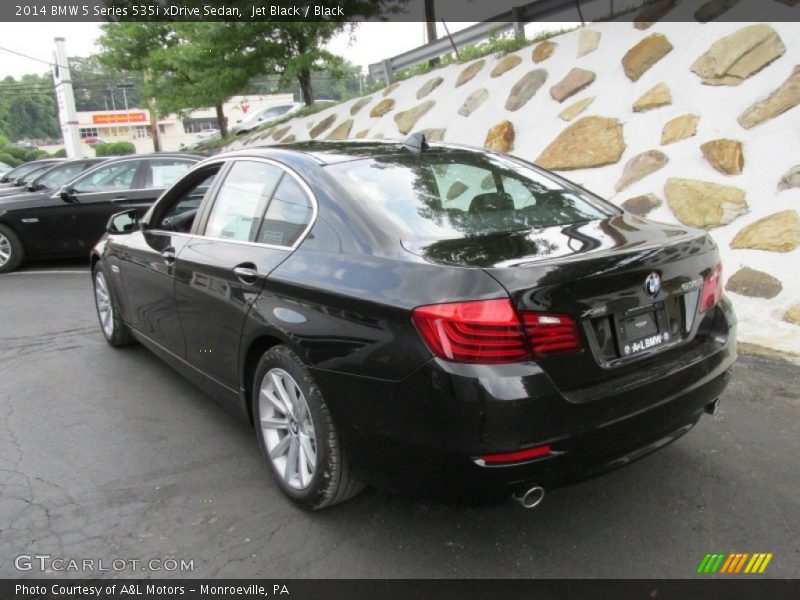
[132,152,203,159]
[86,152,203,162]
[218,140,482,166]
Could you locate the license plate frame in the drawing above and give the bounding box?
[614,303,672,358]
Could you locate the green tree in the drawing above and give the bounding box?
[234,22,350,106]
[0,73,60,142]
[69,56,145,112]
[99,22,253,138]
[98,0,406,142]
[176,1,406,107]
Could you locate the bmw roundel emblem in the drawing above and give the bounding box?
[644,272,661,297]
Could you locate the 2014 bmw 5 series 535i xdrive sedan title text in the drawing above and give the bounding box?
[91,137,736,510]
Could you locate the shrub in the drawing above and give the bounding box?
[95,141,136,157]
[4,146,29,161]
[51,148,66,158]
[25,149,50,161]
[0,152,21,168]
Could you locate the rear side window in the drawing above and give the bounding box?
[327,153,612,243]
[257,176,313,247]
[143,159,195,188]
[204,161,282,242]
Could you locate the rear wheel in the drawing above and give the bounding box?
[0,224,24,274]
[253,345,364,509]
[93,264,135,347]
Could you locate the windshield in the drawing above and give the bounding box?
[2,162,50,183]
[35,163,93,190]
[15,164,53,185]
[327,152,614,244]
[247,105,292,123]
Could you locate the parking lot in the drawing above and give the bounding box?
[1,261,798,579]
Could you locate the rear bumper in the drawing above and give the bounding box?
[312,297,736,500]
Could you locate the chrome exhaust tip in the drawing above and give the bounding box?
[513,486,545,509]
[705,398,720,415]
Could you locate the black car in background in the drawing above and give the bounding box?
[0,153,200,273]
[0,158,107,199]
[0,159,63,190]
[91,139,736,509]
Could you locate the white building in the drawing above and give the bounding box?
[73,94,295,153]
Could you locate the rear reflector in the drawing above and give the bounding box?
[480,445,552,464]
[700,263,723,312]
[412,299,582,365]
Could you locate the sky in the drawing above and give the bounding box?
[0,22,477,80]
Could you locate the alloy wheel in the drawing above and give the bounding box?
[0,232,11,267]
[259,367,317,490]
[94,271,114,337]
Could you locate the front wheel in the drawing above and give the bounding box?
[0,224,25,274]
[253,346,364,510]
[93,264,135,347]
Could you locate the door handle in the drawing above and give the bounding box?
[111,196,130,204]
[161,248,176,263]
[233,264,260,284]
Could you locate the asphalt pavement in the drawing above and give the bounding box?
[1,260,798,578]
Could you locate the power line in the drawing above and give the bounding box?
[0,45,71,72]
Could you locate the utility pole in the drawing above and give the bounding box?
[108,87,118,137]
[424,0,439,67]
[52,38,82,158]
[118,83,133,140]
[143,70,160,152]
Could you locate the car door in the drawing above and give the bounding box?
[112,163,224,357]
[174,159,315,391]
[40,158,144,255]
[92,157,197,226]
[45,157,196,255]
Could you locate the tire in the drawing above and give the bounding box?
[92,263,135,347]
[253,345,364,510]
[0,223,25,274]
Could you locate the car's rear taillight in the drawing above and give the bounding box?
[700,263,723,312]
[411,299,529,364]
[411,299,582,365]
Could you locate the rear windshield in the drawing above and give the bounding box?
[326,152,614,242]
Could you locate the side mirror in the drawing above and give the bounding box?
[107,209,140,234]
[59,185,77,203]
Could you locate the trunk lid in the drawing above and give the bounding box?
[411,214,719,390]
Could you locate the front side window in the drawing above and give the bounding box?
[154,167,221,234]
[35,163,91,190]
[204,161,282,242]
[72,161,139,193]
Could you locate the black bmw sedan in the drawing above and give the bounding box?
[91,139,736,509]
[0,157,107,199]
[0,158,63,190]
[0,153,199,273]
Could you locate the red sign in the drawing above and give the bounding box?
[92,112,147,124]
